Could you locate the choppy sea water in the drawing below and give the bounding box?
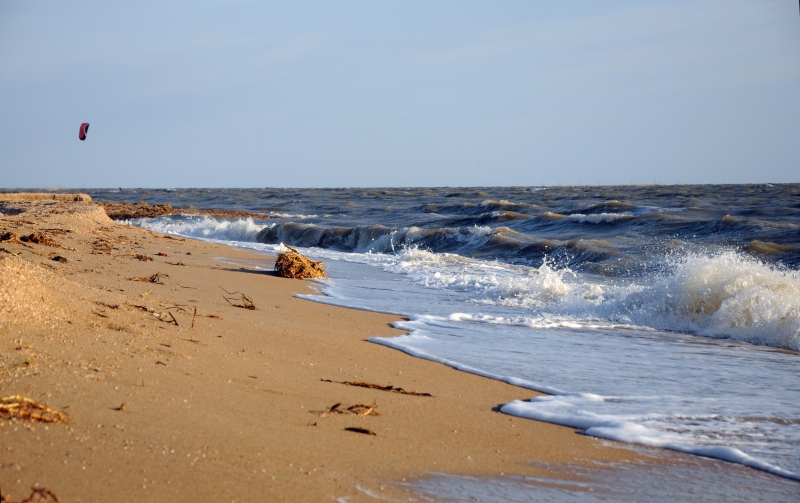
[84,185,800,486]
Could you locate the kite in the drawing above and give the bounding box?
[79,122,90,141]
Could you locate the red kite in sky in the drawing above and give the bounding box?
[79,122,90,141]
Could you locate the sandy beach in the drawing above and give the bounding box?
[0,197,655,502]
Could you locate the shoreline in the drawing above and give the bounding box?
[0,198,695,501]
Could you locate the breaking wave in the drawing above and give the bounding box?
[370,248,800,351]
[131,215,264,242]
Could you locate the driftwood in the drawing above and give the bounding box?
[274,246,328,280]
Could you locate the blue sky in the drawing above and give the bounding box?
[1,0,798,188]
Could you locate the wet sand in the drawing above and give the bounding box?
[0,198,656,502]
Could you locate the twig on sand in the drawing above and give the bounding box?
[220,287,256,310]
[4,487,62,503]
[344,427,376,436]
[130,273,169,285]
[130,304,180,326]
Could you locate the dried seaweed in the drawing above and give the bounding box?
[20,231,62,248]
[274,246,328,280]
[0,232,31,247]
[221,287,256,310]
[91,239,114,253]
[321,379,432,397]
[0,396,69,423]
[121,253,154,262]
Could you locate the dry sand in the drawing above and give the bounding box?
[0,198,664,502]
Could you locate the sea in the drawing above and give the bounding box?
[85,185,800,497]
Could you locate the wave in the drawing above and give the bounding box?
[131,215,264,242]
[622,252,800,350]
[580,200,638,213]
[256,221,538,255]
[367,248,800,351]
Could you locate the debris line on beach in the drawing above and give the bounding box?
[321,379,432,397]
[0,396,70,423]
[275,245,328,279]
[98,201,278,220]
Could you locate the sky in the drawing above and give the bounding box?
[1,0,799,188]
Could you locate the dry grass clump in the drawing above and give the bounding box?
[274,246,328,280]
[0,396,69,423]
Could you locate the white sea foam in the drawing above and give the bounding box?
[132,215,268,242]
[566,212,633,223]
[480,199,516,206]
[500,397,800,481]
[355,291,800,481]
[270,213,317,219]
